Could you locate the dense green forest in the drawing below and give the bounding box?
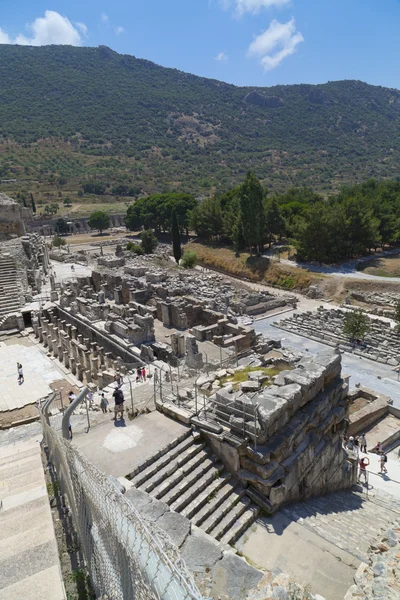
[181,176,400,263]
[1,45,400,195]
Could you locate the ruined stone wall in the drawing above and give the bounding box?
[0,193,25,239]
[204,352,356,512]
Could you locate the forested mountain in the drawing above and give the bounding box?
[1,44,400,194]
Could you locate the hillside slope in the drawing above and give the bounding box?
[0,44,400,194]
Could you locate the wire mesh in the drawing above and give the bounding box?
[40,413,205,600]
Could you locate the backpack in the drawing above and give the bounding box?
[114,389,124,405]
[383,454,387,463]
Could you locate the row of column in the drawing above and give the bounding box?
[32,311,126,386]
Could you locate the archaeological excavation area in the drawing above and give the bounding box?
[0,191,399,600]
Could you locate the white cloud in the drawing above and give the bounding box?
[0,11,85,46]
[248,18,304,71]
[221,0,290,16]
[75,22,88,36]
[215,51,228,61]
[101,13,109,23]
[114,26,125,35]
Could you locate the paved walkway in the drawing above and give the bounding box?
[0,342,65,412]
[0,436,65,600]
[73,410,189,478]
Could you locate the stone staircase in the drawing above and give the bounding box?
[127,429,260,546]
[0,254,22,319]
[281,487,400,563]
[0,438,65,599]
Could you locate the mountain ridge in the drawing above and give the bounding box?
[0,44,400,194]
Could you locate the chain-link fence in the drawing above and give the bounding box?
[40,409,205,600]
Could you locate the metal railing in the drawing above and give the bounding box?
[39,397,205,600]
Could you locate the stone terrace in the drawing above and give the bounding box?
[276,307,400,366]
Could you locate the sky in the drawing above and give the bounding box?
[1,0,400,89]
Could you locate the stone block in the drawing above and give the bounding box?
[212,553,263,600]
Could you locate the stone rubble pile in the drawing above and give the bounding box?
[277,307,400,366]
[344,522,400,600]
[349,291,399,318]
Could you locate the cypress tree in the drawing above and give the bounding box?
[23,197,27,208]
[171,208,182,264]
[30,193,36,214]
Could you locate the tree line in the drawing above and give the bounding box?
[186,175,400,263]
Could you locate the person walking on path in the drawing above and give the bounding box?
[379,451,388,474]
[100,393,109,414]
[114,372,124,389]
[136,367,142,383]
[360,433,367,453]
[141,366,146,381]
[359,456,369,483]
[17,363,24,384]
[354,436,360,456]
[113,387,125,421]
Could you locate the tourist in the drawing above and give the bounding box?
[354,436,360,455]
[347,436,355,451]
[100,393,109,414]
[360,433,367,453]
[87,390,94,405]
[71,264,75,272]
[113,387,125,420]
[359,456,369,483]
[375,441,382,454]
[142,366,146,381]
[379,451,388,474]
[114,372,123,389]
[136,367,142,383]
[342,435,348,449]
[17,362,24,384]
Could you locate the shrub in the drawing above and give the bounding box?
[52,236,66,248]
[181,250,197,268]
[126,241,144,255]
[140,229,158,254]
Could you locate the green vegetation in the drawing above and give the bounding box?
[55,218,69,235]
[219,366,284,391]
[1,45,400,199]
[181,249,197,268]
[188,174,400,263]
[126,241,144,255]
[140,229,158,254]
[125,193,196,234]
[52,236,67,248]
[88,210,110,233]
[343,309,370,341]
[172,207,182,264]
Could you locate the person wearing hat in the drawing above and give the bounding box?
[347,436,355,451]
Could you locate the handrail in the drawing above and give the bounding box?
[61,386,88,439]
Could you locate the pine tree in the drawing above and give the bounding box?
[30,193,36,214]
[172,208,182,264]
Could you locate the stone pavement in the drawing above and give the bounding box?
[73,410,188,478]
[0,342,66,412]
[0,436,65,600]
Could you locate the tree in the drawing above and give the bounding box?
[52,236,66,248]
[88,210,110,233]
[30,193,36,214]
[140,229,158,254]
[264,196,285,245]
[189,197,223,240]
[23,197,28,208]
[55,218,69,235]
[172,208,182,264]
[239,172,265,254]
[63,197,72,206]
[343,309,369,341]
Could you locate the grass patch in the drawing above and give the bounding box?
[220,366,284,387]
[186,242,314,290]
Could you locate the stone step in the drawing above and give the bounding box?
[128,429,192,480]
[129,434,195,487]
[219,503,260,547]
[142,442,205,494]
[179,472,232,519]
[191,480,240,527]
[161,457,223,506]
[199,486,246,533]
[208,496,252,541]
[151,449,211,500]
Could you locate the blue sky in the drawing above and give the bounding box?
[1,0,400,89]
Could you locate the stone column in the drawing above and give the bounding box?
[71,326,78,340]
[47,335,53,353]
[105,353,113,369]
[90,342,98,357]
[37,327,43,343]
[77,363,84,382]
[63,351,70,369]
[52,341,58,359]
[42,330,48,348]
[57,345,63,363]
[91,356,99,380]
[65,323,72,339]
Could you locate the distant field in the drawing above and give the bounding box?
[357,255,400,277]
[186,242,315,290]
